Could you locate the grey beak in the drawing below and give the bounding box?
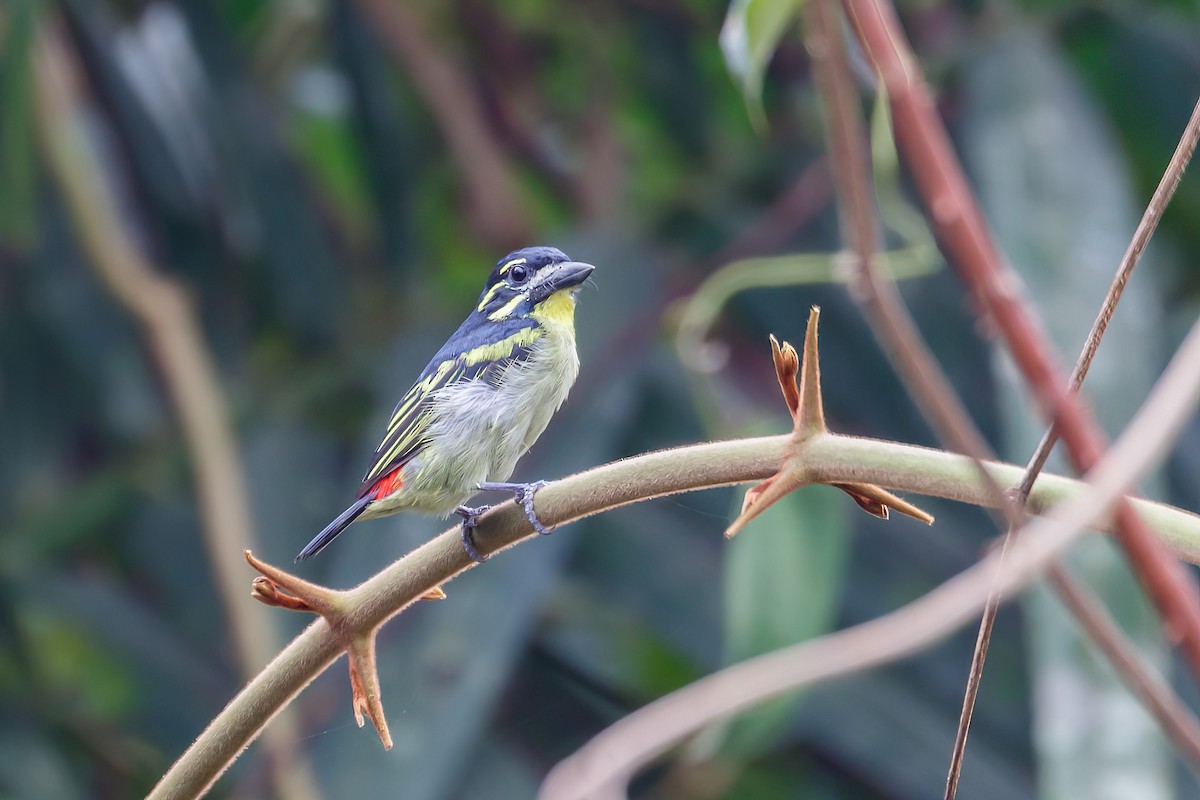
[531,261,595,303]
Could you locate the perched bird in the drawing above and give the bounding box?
[296,246,594,564]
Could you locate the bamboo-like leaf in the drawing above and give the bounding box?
[719,0,804,128]
[717,485,851,756]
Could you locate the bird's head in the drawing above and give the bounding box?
[474,246,595,325]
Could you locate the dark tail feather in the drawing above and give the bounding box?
[296,497,371,562]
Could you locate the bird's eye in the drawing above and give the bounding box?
[510,265,529,283]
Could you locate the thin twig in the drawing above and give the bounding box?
[803,0,1018,519]
[32,23,318,800]
[947,94,1200,798]
[539,295,1200,800]
[1047,563,1200,770]
[801,7,1031,795]
[942,523,1014,800]
[843,0,1200,705]
[1018,95,1200,497]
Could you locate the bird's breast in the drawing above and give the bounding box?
[405,321,580,511]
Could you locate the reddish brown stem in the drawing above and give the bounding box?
[1048,563,1200,770]
[842,0,1200,680]
[1018,95,1200,497]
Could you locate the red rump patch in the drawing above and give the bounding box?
[371,468,404,500]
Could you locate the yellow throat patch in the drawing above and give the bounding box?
[531,290,577,328]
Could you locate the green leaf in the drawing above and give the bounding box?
[290,111,373,246]
[717,483,851,757]
[719,0,805,129]
[0,0,39,250]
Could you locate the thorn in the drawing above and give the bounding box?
[422,586,447,601]
[244,550,395,748]
[839,485,891,519]
[833,483,934,524]
[728,311,934,541]
[796,306,827,437]
[726,469,807,539]
[347,632,392,749]
[244,550,341,617]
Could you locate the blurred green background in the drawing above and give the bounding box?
[4,0,1200,797]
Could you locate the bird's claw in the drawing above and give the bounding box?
[455,504,490,563]
[478,480,553,536]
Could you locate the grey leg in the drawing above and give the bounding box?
[454,504,490,563]
[477,480,552,535]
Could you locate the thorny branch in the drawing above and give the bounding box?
[835,9,1200,800]
[539,267,1200,800]
[841,0,1200,685]
[149,412,1200,798]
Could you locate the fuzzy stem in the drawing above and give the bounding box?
[149,431,1200,799]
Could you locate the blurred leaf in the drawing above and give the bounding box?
[962,31,1172,800]
[1062,11,1200,298]
[290,109,373,246]
[0,727,90,800]
[0,0,37,250]
[725,760,838,800]
[20,607,135,719]
[1,466,132,569]
[330,0,411,266]
[719,0,804,128]
[717,482,850,757]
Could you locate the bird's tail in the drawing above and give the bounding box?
[295,497,371,562]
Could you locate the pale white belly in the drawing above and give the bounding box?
[366,328,579,517]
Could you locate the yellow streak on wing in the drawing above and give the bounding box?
[488,293,525,321]
[498,257,526,275]
[530,290,578,329]
[387,360,449,428]
[372,361,454,476]
[368,328,541,480]
[463,326,541,365]
[373,422,422,478]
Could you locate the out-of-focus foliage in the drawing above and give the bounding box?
[2,0,1199,798]
[721,0,805,125]
[962,31,1176,799]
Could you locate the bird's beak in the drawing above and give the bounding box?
[530,261,595,304]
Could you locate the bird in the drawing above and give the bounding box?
[296,246,595,564]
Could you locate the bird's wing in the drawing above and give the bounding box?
[357,326,541,496]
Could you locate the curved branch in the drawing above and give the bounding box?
[149,428,1200,799]
[539,281,1200,799]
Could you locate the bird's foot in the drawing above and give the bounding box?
[478,480,553,536]
[455,504,490,563]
